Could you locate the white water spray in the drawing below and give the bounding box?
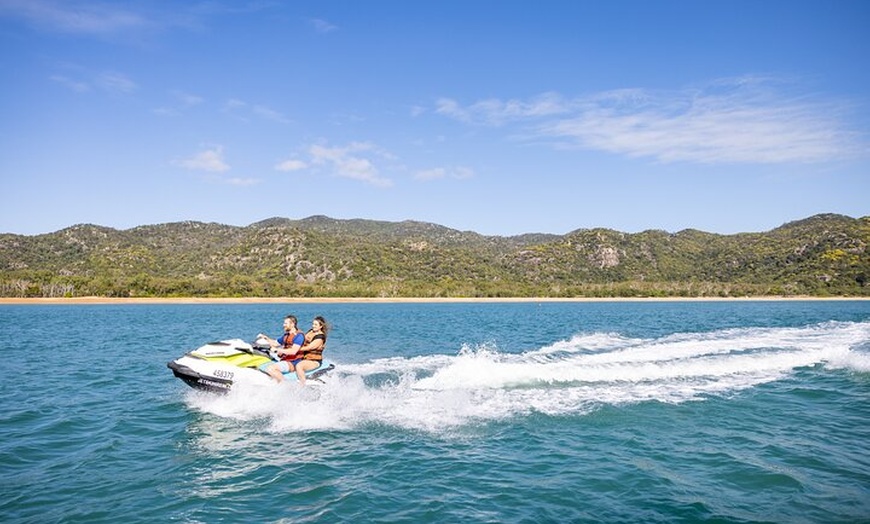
[187,321,870,432]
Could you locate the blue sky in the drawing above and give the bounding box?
[1,0,868,237]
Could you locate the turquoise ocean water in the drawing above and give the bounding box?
[1,300,869,523]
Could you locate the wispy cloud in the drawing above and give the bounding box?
[278,143,471,187]
[172,90,203,107]
[252,104,291,124]
[275,159,308,172]
[415,166,475,181]
[223,99,290,124]
[0,0,279,43]
[437,77,863,164]
[174,146,262,185]
[225,177,259,186]
[436,91,568,125]
[308,17,337,33]
[153,90,204,116]
[310,142,393,187]
[50,69,137,95]
[49,74,90,92]
[0,0,149,35]
[175,146,230,172]
[284,142,393,187]
[96,71,137,94]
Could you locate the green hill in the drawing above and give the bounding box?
[1,213,867,298]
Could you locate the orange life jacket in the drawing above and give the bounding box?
[280,331,304,361]
[301,333,326,361]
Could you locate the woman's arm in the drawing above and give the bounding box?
[300,336,324,352]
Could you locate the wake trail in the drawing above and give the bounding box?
[186,320,870,432]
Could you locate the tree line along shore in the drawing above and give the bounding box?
[1,213,867,299]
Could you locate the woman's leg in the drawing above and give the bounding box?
[294,359,320,385]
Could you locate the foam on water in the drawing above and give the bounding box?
[186,320,870,432]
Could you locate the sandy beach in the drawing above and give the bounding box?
[1,296,866,305]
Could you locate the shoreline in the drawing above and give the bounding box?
[1,296,867,305]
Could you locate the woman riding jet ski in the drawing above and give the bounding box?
[167,338,335,393]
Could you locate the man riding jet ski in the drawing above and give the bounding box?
[167,338,335,393]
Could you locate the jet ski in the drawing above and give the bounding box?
[167,338,335,393]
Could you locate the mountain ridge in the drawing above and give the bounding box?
[1,213,867,298]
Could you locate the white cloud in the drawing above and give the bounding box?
[225,177,259,186]
[175,146,230,172]
[437,78,863,164]
[97,72,137,94]
[172,90,203,107]
[437,92,569,125]
[435,98,469,122]
[224,98,289,124]
[415,168,446,181]
[153,90,204,116]
[308,142,393,187]
[0,0,147,35]
[252,104,291,124]
[49,69,137,95]
[308,17,337,33]
[415,166,475,181]
[453,167,474,179]
[275,159,307,171]
[0,0,283,44]
[49,74,90,92]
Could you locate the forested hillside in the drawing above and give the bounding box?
[1,214,867,298]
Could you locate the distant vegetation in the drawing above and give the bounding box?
[1,214,867,298]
